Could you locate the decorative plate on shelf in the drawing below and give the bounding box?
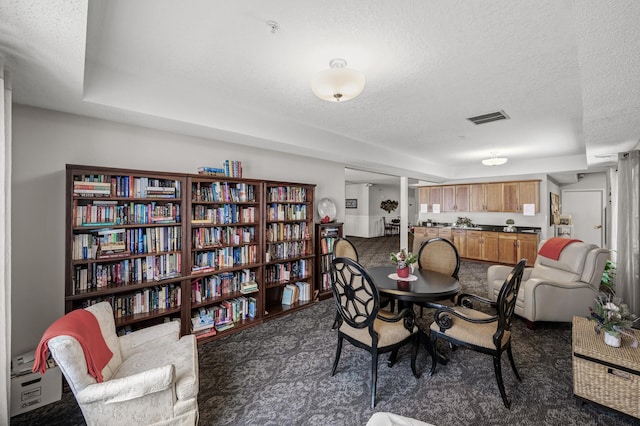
[317,198,337,221]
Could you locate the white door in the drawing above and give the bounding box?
[561,190,603,246]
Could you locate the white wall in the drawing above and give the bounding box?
[344,183,370,237]
[11,105,346,356]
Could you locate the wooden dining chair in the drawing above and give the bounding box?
[330,257,420,408]
[417,237,460,316]
[331,238,393,329]
[428,259,527,408]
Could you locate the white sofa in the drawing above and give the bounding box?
[47,302,199,425]
[487,240,609,327]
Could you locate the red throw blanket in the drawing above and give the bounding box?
[33,309,113,382]
[538,237,583,260]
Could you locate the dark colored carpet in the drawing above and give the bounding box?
[11,236,638,425]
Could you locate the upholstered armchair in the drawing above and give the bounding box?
[487,239,609,327]
[46,302,199,425]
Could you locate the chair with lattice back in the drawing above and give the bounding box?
[429,259,527,408]
[330,257,420,408]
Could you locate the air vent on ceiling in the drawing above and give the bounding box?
[467,110,510,125]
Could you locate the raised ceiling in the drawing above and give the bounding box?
[1,0,639,183]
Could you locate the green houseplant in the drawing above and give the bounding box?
[601,259,616,294]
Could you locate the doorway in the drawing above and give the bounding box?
[561,190,604,247]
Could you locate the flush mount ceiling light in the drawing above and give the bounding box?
[482,152,508,166]
[311,58,365,102]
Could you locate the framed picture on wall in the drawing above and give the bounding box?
[550,192,560,226]
[345,198,357,209]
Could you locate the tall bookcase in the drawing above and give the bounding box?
[263,181,316,320]
[315,222,343,300]
[65,165,189,335]
[65,165,316,341]
[187,175,263,343]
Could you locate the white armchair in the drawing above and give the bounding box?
[47,302,199,425]
[487,240,609,327]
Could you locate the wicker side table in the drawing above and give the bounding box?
[572,316,640,418]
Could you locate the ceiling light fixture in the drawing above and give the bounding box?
[311,58,365,102]
[482,152,508,166]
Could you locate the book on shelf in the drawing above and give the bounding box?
[214,321,235,332]
[281,285,294,305]
[240,280,258,294]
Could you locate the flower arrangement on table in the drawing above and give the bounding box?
[390,249,418,278]
[588,292,638,348]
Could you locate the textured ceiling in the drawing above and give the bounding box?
[1,0,639,183]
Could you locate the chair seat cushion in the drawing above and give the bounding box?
[340,310,417,348]
[429,307,510,349]
[113,335,198,401]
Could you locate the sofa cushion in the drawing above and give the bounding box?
[113,335,198,401]
[532,241,594,282]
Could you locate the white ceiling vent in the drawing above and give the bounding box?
[467,110,510,125]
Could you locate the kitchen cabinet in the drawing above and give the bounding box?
[442,185,470,212]
[517,233,539,266]
[452,229,467,258]
[421,180,539,213]
[519,181,540,212]
[438,228,452,241]
[498,233,518,264]
[482,231,499,262]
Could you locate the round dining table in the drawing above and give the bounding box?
[367,265,461,365]
[367,266,460,304]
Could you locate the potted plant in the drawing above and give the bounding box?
[601,259,616,294]
[588,292,637,347]
[505,218,516,232]
[390,249,418,278]
[455,216,474,228]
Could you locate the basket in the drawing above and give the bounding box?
[572,316,640,418]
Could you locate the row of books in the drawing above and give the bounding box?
[192,225,255,249]
[192,181,255,203]
[320,272,332,291]
[223,160,242,178]
[320,227,341,238]
[191,245,258,273]
[73,253,181,293]
[265,222,309,242]
[267,186,308,203]
[192,296,256,335]
[282,281,312,305]
[80,284,182,318]
[264,259,309,283]
[192,205,257,225]
[320,237,337,255]
[74,175,181,198]
[73,201,180,227]
[266,203,308,222]
[72,226,182,260]
[265,241,308,262]
[319,254,334,273]
[191,269,256,302]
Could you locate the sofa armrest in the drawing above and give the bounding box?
[488,265,532,283]
[76,364,175,404]
[520,278,598,322]
[119,321,180,359]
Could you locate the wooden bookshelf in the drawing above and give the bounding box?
[66,165,318,341]
[186,175,263,343]
[315,222,343,300]
[65,165,189,335]
[263,181,316,320]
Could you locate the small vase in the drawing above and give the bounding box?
[397,266,410,278]
[604,331,621,347]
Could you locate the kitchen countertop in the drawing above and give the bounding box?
[414,224,541,234]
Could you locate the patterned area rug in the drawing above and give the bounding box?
[11,236,635,425]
